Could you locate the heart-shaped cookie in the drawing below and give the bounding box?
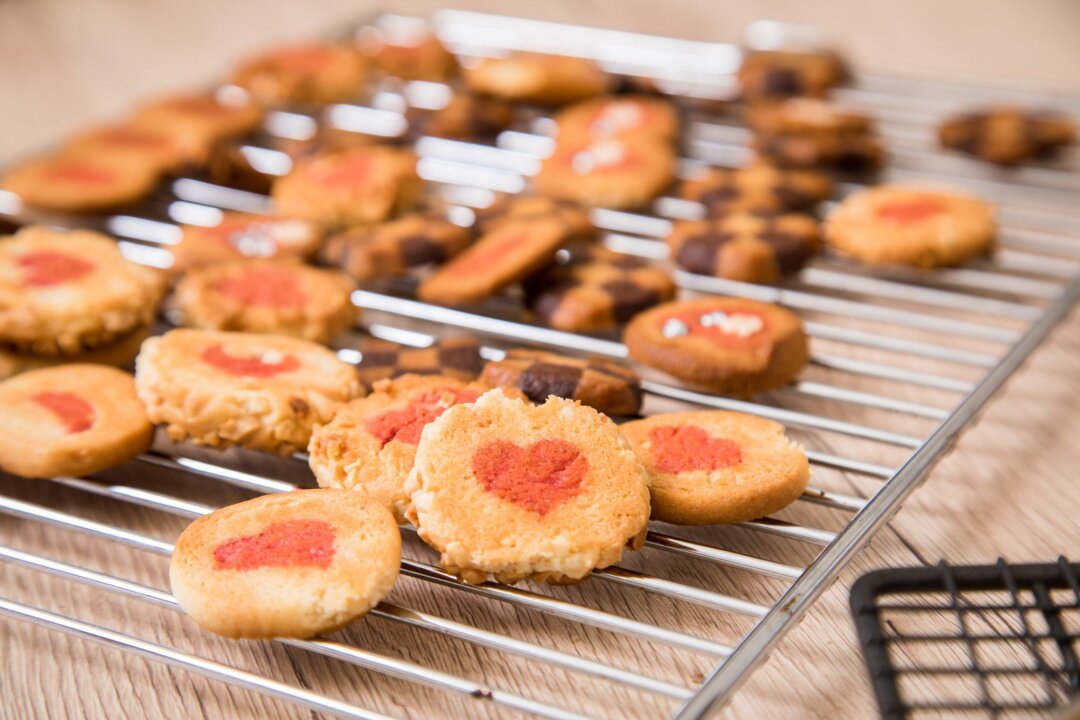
[471,438,588,516]
[213,519,336,571]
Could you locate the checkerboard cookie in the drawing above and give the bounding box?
[748,98,885,171]
[737,49,847,102]
[679,161,833,216]
[322,213,472,282]
[170,213,323,275]
[354,337,484,390]
[535,137,676,209]
[463,53,612,105]
[230,44,368,105]
[939,106,1076,165]
[473,196,594,241]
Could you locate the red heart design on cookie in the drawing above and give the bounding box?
[213,519,336,571]
[471,439,588,516]
[648,425,742,473]
[32,391,95,434]
[18,251,95,287]
[200,344,301,378]
[364,402,446,447]
[875,197,947,224]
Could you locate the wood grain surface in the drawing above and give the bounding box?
[1,2,1078,719]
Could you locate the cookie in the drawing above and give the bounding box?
[523,244,676,332]
[272,146,422,228]
[480,349,642,416]
[553,95,679,145]
[620,411,809,524]
[623,297,809,396]
[534,137,676,210]
[417,216,568,305]
[825,185,997,267]
[0,365,154,479]
[173,259,357,344]
[409,93,514,139]
[321,214,472,282]
[1,151,162,213]
[0,227,165,355]
[748,98,885,171]
[63,124,189,174]
[939,106,1076,165]
[666,212,820,283]
[170,213,323,275]
[360,30,457,82]
[404,390,650,584]
[229,43,368,105]
[354,337,484,390]
[463,53,612,105]
[135,329,363,456]
[0,323,151,382]
[678,161,833,216]
[473,196,594,241]
[170,488,400,639]
[132,92,264,164]
[309,374,496,522]
[737,49,847,102]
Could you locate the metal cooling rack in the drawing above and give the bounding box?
[2,10,1080,719]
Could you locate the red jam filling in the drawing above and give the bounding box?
[875,197,948,224]
[213,267,305,309]
[32,392,95,434]
[444,233,522,277]
[308,153,372,188]
[656,306,768,349]
[586,100,651,134]
[43,161,115,185]
[558,140,638,174]
[17,251,95,287]
[200,344,301,378]
[648,425,742,473]
[364,403,446,446]
[95,127,171,149]
[471,439,588,516]
[213,519,336,571]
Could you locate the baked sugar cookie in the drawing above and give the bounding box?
[623,297,809,396]
[534,137,676,210]
[135,329,363,455]
[404,390,650,584]
[1,151,162,213]
[678,161,832,216]
[0,323,150,381]
[0,365,154,478]
[230,44,368,105]
[463,53,612,105]
[554,95,679,144]
[825,185,996,267]
[170,488,400,639]
[132,92,263,164]
[621,411,809,524]
[322,214,472,282]
[64,124,189,174]
[354,337,484,390]
[170,213,323,274]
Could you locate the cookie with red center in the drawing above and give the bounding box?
[553,95,679,145]
[360,30,457,82]
[939,106,1076,166]
[534,137,676,210]
[354,337,484,390]
[63,123,189,174]
[620,411,809,525]
[737,49,848,102]
[417,216,569,306]
[0,227,165,355]
[322,213,472,282]
[825,185,996,267]
[404,390,650,584]
[678,161,833,216]
[666,212,820,283]
[169,488,400,639]
[747,98,885,171]
[135,329,362,455]
[173,259,357,344]
[230,43,368,106]
[308,374,503,522]
[0,365,154,478]
[272,146,422,228]
[623,297,809,396]
[132,92,264,164]
[463,53,612,105]
[170,213,323,275]
[0,323,151,382]
[0,151,163,213]
[473,196,595,241]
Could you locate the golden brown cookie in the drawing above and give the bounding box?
[534,137,676,209]
[623,297,809,396]
[679,161,833,216]
[620,411,809,524]
[229,43,368,105]
[63,124,189,174]
[463,53,612,105]
[747,98,885,171]
[360,30,458,82]
[0,151,162,213]
[939,106,1076,165]
[554,95,679,145]
[0,365,154,478]
[354,337,485,390]
[409,93,514,139]
[135,329,363,456]
[737,49,847,101]
[173,259,357,344]
[170,213,323,275]
[132,92,264,164]
[404,390,650,584]
[321,213,472,282]
[170,488,400,639]
[825,185,996,267]
[0,227,165,355]
[473,195,594,241]
[0,323,151,381]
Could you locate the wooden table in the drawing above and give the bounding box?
[2,2,1078,718]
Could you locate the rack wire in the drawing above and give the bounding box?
[2,10,1080,719]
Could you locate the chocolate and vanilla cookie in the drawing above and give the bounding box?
[666,212,819,283]
[825,185,996,267]
[553,95,679,145]
[463,53,612,105]
[480,349,642,416]
[524,244,676,332]
[621,411,809,524]
[354,337,485,390]
[404,390,650,584]
[748,98,885,171]
[1,151,163,213]
[737,48,847,102]
[624,297,809,396]
[230,43,368,105]
[322,214,472,282]
[473,196,594,241]
[679,161,833,216]
[535,137,676,210]
[170,213,323,275]
[939,107,1076,165]
[132,92,264,164]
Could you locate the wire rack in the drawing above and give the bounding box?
[2,10,1080,719]
[850,559,1080,719]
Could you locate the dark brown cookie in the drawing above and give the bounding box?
[737,49,848,102]
[524,245,676,332]
[679,161,833,216]
[939,106,1076,165]
[747,99,885,171]
[480,349,642,416]
[322,214,473,282]
[409,94,514,139]
[355,337,484,390]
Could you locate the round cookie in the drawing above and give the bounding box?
[404,390,650,584]
[170,213,323,275]
[825,185,996,267]
[534,137,676,210]
[737,49,847,102]
[230,43,368,106]
[308,374,495,522]
[170,488,400,639]
[620,411,809,525]
[173,259,357,344]
[1,151,162,213]
[666,212,820,283]
[939,106,1076,166]
[322,213,473,282]
[0,365,154,478]
[132,92,264,164]
[0,323,151,381]
[623,297,809,396]
[360,30,457,82]
[272,147,421,228]
[473,196,594,241]
[747,98,885,171]
[0,227,165,355]
[553,95,679,145]
[463,53,612,105]
[678,161,833,216]
[135,329,363,456]
[63,124,189,174]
